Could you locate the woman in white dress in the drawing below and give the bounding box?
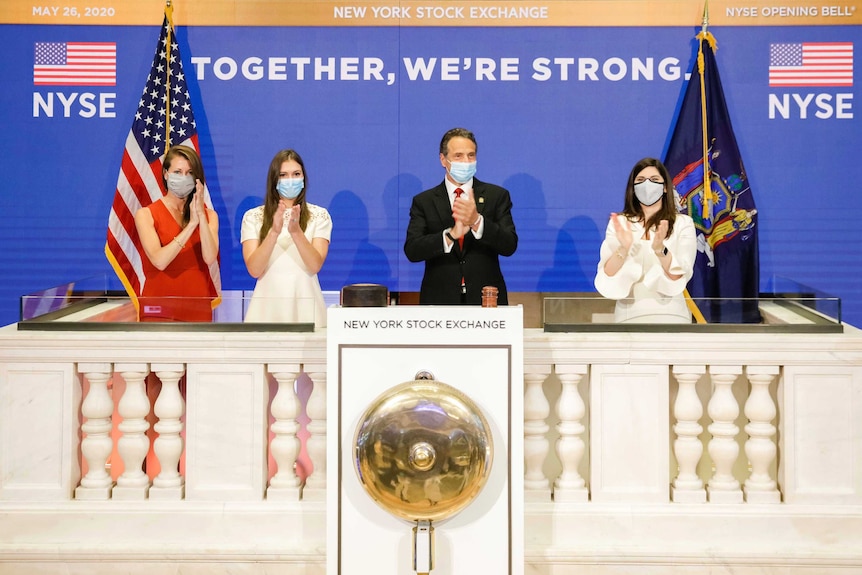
[241,149,332,327]
[594,157,696,323]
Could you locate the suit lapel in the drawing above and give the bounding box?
[466,179,488,252]
[460,178,487,254]
[472,178,486,219]
[432,183,453,227]
[431,181,467,255]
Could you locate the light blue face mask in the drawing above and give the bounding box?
[277,177,304,199]
[448,161,477,184]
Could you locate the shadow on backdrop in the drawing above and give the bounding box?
[321,189,392,291]
[503,173,556,292]
[384,173,424,293]
[537,215,602,293]
[231,195,267,291]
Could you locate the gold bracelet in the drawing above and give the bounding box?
[173,237,185,249]
[615,249,626,260]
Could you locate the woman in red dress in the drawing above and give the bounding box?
[134,145,219,322]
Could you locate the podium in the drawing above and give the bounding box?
[327,305,524,575]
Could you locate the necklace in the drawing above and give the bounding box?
[163,199,185,226]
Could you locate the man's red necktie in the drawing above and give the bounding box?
[454,188,464,249]
[454,187,466,296]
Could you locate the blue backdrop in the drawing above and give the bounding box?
[1,23,859,324]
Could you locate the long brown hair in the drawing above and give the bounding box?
[259,149,309,241]
[621,157,677,237]
[161,144,205,226]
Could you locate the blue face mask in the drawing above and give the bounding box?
[276,178,304,199]
[448,161,477,184]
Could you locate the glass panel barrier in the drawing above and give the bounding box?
[543,292,841,333]
[762,275,842,323]
[18,275,326,332]
[18,276,841,334]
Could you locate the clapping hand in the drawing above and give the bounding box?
[189,181,205,226]
[610,213,633,251]
[286,204,301,234]
[452,188,478,230]
[652,220,669,253]
[272,200,288,234]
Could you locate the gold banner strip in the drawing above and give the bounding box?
[8,0,862,26]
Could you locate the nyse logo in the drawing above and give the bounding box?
[33,92,116,118]
[768,93,853,119]
[767,41,854,120]
[32,41,117,118]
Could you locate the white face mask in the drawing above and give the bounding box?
[634,180,664,206]
[166,173,195,199]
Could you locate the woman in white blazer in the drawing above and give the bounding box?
[595,157,697,323]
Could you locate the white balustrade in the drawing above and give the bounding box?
[671,365,707,503]
[112,364,152,500]
[706,365,743,503]
[552,364,589,502]
[743,365,781,503]
[4,327,862,573]
[589,364,670,502]
[75,363,114,500]
[267,364,302,501]
[150,364,186,500]
[524,367,551,500]
[303,365,327,500]
[0,361,76,500]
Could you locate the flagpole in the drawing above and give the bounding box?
[164,0,173,151]
[697,1,710,221]
[685,1,712,325]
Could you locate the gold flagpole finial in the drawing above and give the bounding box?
[701,0,709,35]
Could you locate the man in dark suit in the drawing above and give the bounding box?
[404,128,518,305]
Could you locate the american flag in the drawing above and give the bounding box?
[33,41,116,86]
[105,9,220,308]
[768,42,853,87]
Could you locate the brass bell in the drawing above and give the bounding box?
[353,373,494,573]
[353,374,494,521]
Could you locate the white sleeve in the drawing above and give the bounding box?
[594,217,642,300]
[642,215,697,296]
[240,208,262,243]
[312,207,333,241]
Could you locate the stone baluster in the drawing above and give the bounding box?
[267,365,302,501]
[743,366,781,503]
[303,365,327,500]
[75,363,115,500]
[671,365,707,503]
[524,366,551,501]
[553,364,589,502]
[706,366,743,503]
[150,364,186,500]
[112,364,152,500]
